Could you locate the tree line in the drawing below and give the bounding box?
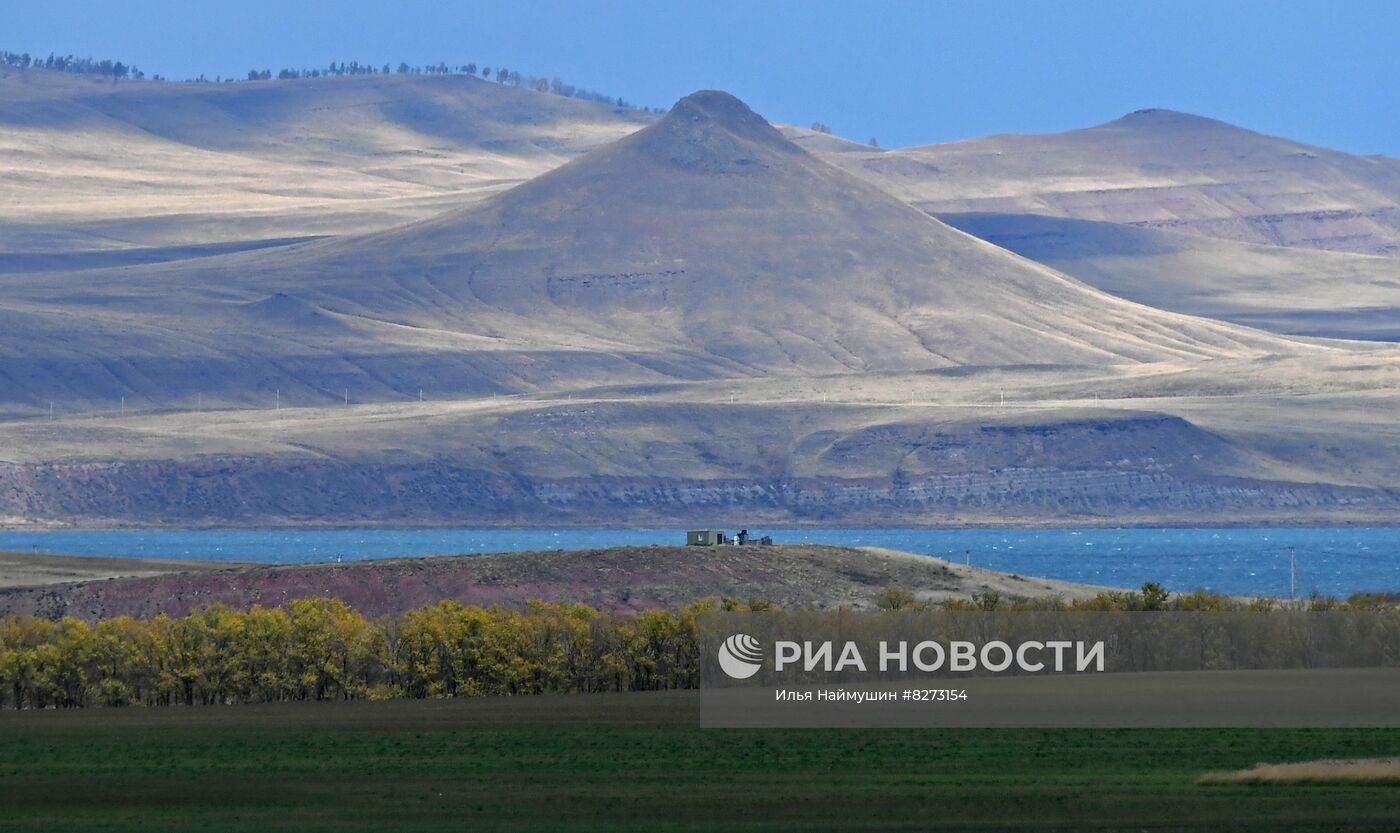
[1,50,144,80]
[1,47,658,111]
[3,586,1394,709]
[881,583,1400,613]
[0,597,731,710]
[248,61,660,111]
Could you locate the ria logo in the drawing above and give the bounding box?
[718,633,764,679]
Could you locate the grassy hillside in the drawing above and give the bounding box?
[820,110,1400,342]
[824,108,1400,257]
[943,213,1400,342]
[0,67,650,250]
[0,545,1118,620]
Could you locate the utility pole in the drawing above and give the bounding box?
[1289,547,1297,601]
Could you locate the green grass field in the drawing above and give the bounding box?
[1,693,1397,832]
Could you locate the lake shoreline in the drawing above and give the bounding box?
[0,527,1393,598]
[2,519,1395,532]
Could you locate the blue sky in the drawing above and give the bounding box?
[4,0,1397,154]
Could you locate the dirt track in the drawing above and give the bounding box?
[0,551,248,589]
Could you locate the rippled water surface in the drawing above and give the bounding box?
[1,527,1395,597]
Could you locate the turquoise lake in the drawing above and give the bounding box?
[1,527,1396,597]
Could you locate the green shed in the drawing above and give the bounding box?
[686,530,726,546]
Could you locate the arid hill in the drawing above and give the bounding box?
[818,110,1400,342]
[0,80,1397,526]
[941,213,1400,341]
[824,108,1400,256]
[0,67,650,251]
[0,90,1327,413]
[0,545,1118,621]
[6,69,1398,346]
